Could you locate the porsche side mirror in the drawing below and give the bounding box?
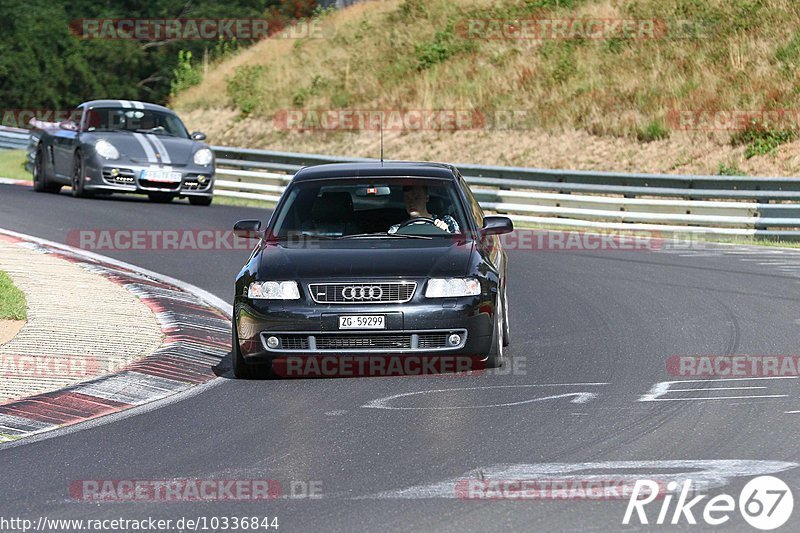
[234,220,262,239]
[59,121,78,131]
[191,131,207,141]
[481,216,514,236]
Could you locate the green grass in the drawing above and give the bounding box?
[0,149,30,181]
[0,271,27,320]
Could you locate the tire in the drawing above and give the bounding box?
[33,148,61,193]
[231,321,271,379]
[148,193,175,203]
[189,195,213,206]
[484,294,506,369]
[71,151,91,198]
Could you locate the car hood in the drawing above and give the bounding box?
[257,238,474,279]
[85,132,201,165]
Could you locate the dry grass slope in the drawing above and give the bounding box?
[173,0,800,176]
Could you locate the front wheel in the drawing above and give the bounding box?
[189,195,213,206]
[231,321,271,379]
[71,152,91,198]
[484,295,506,369]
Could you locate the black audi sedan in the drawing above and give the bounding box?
[232,162,513,378]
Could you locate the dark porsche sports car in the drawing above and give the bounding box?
[30,100,215,205]
[232,162,514,378]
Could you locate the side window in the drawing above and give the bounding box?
[460,175,485,227]
[72,107,84,130]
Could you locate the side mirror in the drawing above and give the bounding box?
[234,219,262,239]
[191,131,207,141]
[59,121,78,131]
[481,216,514,236]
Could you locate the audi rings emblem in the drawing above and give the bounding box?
[341,286,383,300]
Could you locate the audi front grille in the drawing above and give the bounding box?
[260,329,467,353]
[308,281,417,304]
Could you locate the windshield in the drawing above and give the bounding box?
[271,178,469,239]
[83,107,189,138]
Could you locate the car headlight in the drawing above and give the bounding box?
[425,278,481,298]
[193,148,213,166]
[95,139,119,160]
[248,281,300,300]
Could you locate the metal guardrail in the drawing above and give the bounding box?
[0,126,30,150]
[3,126,800,238]
[211,145,800,239]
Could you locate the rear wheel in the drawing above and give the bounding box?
[33,148,61,193]
[71,151,91,198]
[189,195,213,206]
[147,193,175,203]
[232,321,271,379]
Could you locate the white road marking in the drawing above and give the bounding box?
[362,383,608,410]
[639,376,796,402]
[360,460,799,500]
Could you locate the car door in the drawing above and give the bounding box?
[460,174,504,270]
[52,106,83,178]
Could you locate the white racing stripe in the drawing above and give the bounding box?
[131,100,145,109]
[118,100,132,108]
[148,134,172,164]
[132,132,158,164]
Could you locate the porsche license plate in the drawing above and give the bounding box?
[338,315,385,329]
[141,169,182,182]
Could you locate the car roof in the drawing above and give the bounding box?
[80,100,175,114]
[291,162,459,182]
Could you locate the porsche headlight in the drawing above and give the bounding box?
[95,139,119,160]
[193,148,213,166]
[248,281,300,300]
[425,278,481,298]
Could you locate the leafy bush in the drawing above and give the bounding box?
[718,162,743,176]
[637,120,670,142]
[226,65,265,116]
[731,122,796,158]
[415,27,474,70]
[170,51,202,97]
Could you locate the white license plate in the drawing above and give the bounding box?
[338,315,385,329]
[141,169,182,182]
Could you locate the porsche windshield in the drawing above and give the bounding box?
[271,178,469,239]
[84,107,190,138]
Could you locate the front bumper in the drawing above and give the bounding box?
[84,161,214,197]
[235,294,496,362]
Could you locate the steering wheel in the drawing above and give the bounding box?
[397,217,436,230]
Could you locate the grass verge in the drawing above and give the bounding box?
[0,149,30,181]
[0,271,27,320]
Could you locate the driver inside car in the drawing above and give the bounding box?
[388,185,460,234]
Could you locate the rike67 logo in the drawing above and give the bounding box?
[623,476,793,530]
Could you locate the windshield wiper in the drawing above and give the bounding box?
[338,232,432,240]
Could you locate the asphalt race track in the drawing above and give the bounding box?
[2,183,800,531]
